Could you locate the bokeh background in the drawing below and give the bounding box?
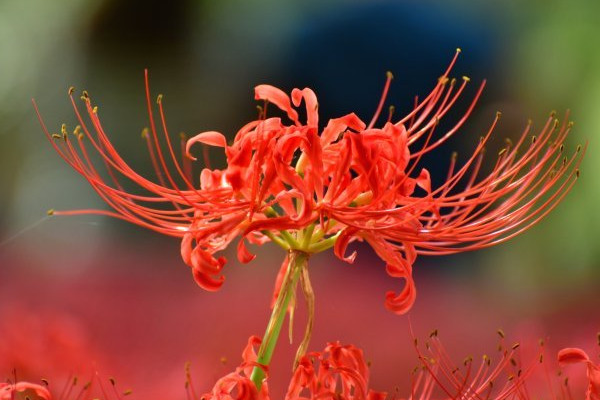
[1,0,598,398]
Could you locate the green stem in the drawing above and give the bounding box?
[308,231,341,253]
[300,224,315,250]
[263,207,300,249]
[250,251,308,390]
[261,230,290,250]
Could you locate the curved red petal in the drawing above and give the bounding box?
[180,233,193,265]
[186,131,227,160]
[254,85,299,123]
[334,228,359,264]
[192,267,225,291]
[415,168,432,193]
[321,113,366,146]
[237,237,256,264]
[291,87,319,127]
[558,347,590,365]
[384,275,417,315]
[189,248,226,291]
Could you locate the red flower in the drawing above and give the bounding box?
[36,50,584,314]
[284,342,384,400]
[0,382,51,400]
[197,331,593,400]
[7,334,595,400]
[410,330,545,400]
[198,336,269,400]
[196,336,384,400]
[0,375,133,400]
[558,347,600,400]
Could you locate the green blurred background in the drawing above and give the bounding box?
[0,0,598,397]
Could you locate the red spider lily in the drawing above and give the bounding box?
[35,49,585,314]
[558,347,600,400]
[196,336,385,400]
[196,336,270,400]
[409,330,546,400]
[195,332,594,400]
[5,334,594,400]
[284,342,384,400]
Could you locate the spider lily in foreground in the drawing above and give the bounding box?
[35,49,585,389]
[195,332,599,400]
[6,333,598,400]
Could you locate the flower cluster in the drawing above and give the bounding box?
[36,50,584,315]
[185,332,600,400]
[198,336,385,400]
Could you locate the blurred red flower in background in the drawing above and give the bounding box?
[0,306,101,382]
[558,347,600,400]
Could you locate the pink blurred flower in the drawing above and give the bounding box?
[0,382,51,400]
[1,375,134,400]
[558,347,600,400]
[0,306,99,382]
